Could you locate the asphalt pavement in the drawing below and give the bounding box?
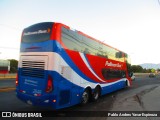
[107,75,160,120]
[0,79,15,88]
[0,74,160,120]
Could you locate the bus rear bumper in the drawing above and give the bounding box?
[16,90,57,109]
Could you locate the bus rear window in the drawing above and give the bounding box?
[22,22,53,43]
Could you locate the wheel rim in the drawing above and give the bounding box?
[93,91,99,100]
[82,91,89,104]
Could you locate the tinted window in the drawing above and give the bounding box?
[22,22,53,43]
[102,68,126,80]
[62,27,102,56]
[62,27,82,51]
[102,45,124,62]
[81,36,99,55]
[61,27,124,62]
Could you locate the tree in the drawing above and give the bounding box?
[147,69,152,73]
[131,65,143,73]
[8,59,18,73]
[151,69,155,73]
[143,68,147,73]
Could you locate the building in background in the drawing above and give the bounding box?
[0,60,10,74]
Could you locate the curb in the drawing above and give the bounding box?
[0,87,16,92]
[0,77,16,80]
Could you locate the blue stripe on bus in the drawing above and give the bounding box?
[49,71,126,109]
[17,69,126,109]
[50,70,126,96]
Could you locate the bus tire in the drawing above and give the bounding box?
[125,80,129,88]
[81,89,90,105]
[92,86,101,101]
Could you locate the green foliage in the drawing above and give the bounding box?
[131,65,158,73]
[130,65,143,73]
[8,59,18,73]
[151,69,155,73]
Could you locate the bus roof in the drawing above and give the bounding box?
[55,22,127,55]
[23,22,127,55]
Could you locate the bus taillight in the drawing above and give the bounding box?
[16,73,18,86]
[45,75,53,93]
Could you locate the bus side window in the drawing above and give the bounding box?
[61,27,81,52]
[83,48,90,54]
[101,68,125,80]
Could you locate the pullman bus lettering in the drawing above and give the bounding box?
[105,61,122,68]
[23,29,50,36]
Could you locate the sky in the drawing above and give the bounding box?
[0,0,160,65]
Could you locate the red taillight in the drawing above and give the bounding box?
[45,75,53,93]
[16,73,18,86]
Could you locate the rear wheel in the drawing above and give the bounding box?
[92,86,101,101]
[81,89,90,105]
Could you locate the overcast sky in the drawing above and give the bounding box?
[0,0,160,65]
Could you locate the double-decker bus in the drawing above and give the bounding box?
[16,22,132,109]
